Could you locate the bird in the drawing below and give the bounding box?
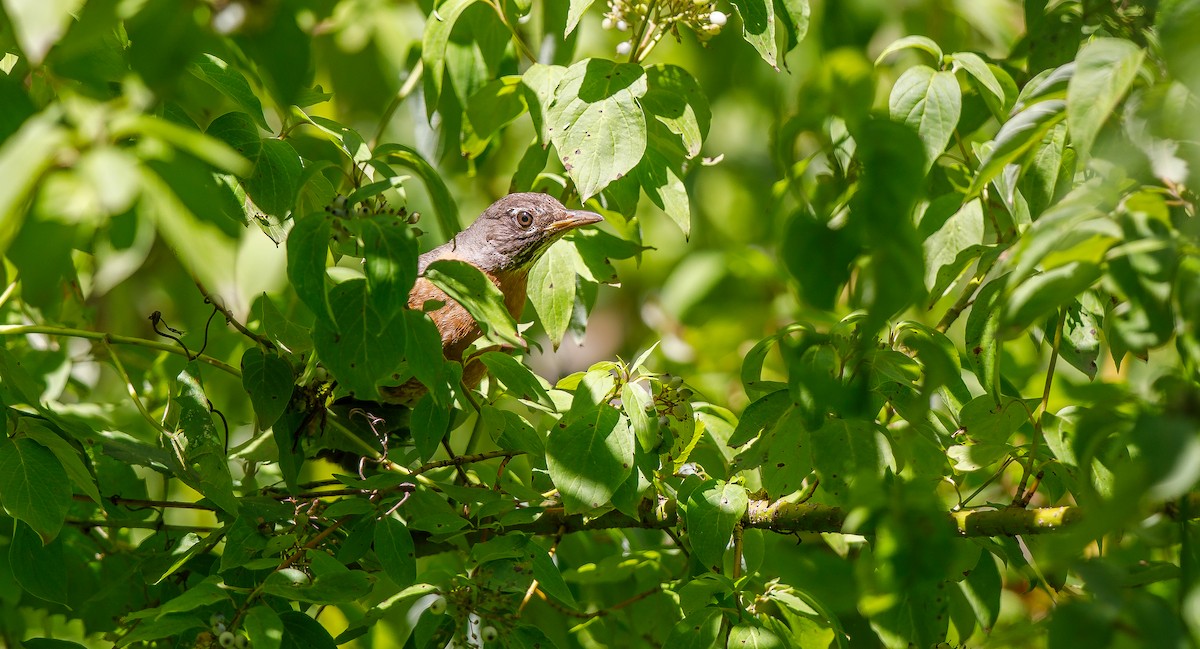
[313,193,602,468]
[381,192,603,403]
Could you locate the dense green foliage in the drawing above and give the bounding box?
[1,0,1199,647]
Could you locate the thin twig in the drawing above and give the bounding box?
[67,518,217,533]
[0,325,241,376]
[74,494,217,511]
[411,449,526,476]
[1014,308,1066,507]
[195,280,275,349]
[0,273,18,310]
[101,339,171,435]
[372,59,425,147]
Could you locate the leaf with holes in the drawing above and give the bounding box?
[547,59,647,200]
[546,405,633,513]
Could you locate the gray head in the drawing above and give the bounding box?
[445,193,603,272]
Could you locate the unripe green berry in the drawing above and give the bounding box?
[428,594,448,615]
[482,626,499,642]
[219,631,236,648]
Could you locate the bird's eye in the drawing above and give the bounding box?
[515,210,534,228]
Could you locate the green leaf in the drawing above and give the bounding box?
[410,391,450,461]
[529,542,577,607]
[728,624,785,648]
[240,348,295,430]
[156,577,230,617]
[521,63,568,144]
[810,419,893,505]
[140,162,242,298]
[244,605,285,649]
[10,521,67,605]
[889,66,962,170]
[923,198,985,302]
[421,0,477,118]
[731,0,779,69]
[685,480,749,571]
[423,259,522,347]
[0,437,71,542]
[1059,294,1103,380]
[206,112,301,217]
[173,365,239,514]
[875,35,943,65]
[286,211,336,327]
[3,0,83,62]
[958,395,1035,444]
[546,405,634,513]
[0,113,68,259]
[361,214,419,323]
[964,276,1006,400]
[565,0,598,35]
[465,76,529,151]
[642,64,711,159]
[547,59,648,201]
[1158,0,1200,98]
[528,241,577,349]
[280,610,338,649]
[374,515,417,587]
[374,143,461,238]
[968,100,1066,198]
[1002,262,1102,338]
[188,54,269,129]
[663,608,723,648]
[484,406,545,456]
[234,7,309,108]
[950,52,1005,111]
[403,310,451,405]
[19,418,102,506]
[1066,38,1144,161]
[778,0,811,58]
[479,352,553,408]
[622,383,657,453]
[118,114,251,176]
[639,148,691,237]
[729,389,792,447]
[312,279,406,398]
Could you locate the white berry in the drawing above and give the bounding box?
[710,10,727,26]
[602,18,614,29]
[616,41,633,56]
[616,19,629,31]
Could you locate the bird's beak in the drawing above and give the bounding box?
[547,209,604,234]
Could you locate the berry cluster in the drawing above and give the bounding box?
[602,0,728,58]
[653,372,694,427]
[208,613,250,648]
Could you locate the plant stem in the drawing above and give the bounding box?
[0,324,241,377]
[1014,307,1066,506]
[372,59,425,147]
[194,280,275,350]
[102,340,171,436]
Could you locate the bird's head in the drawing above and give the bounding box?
[452,193,603,271]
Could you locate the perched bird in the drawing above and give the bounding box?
[315,193,602,467]
[382,192,603,402]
